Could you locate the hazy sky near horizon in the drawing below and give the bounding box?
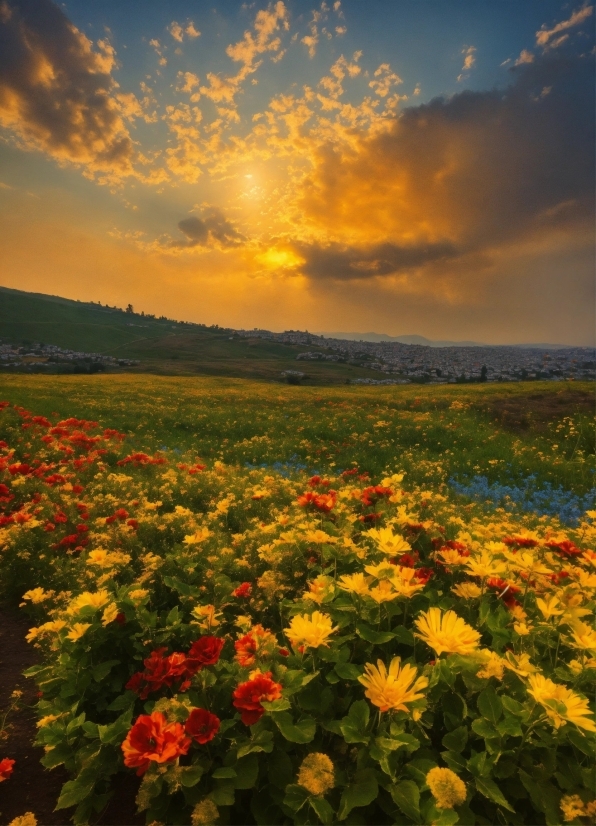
[0,0,594,344]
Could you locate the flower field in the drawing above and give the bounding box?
[0,377,594,826]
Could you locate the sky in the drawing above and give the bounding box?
[0,0,594,345]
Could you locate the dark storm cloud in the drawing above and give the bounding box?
[0,0,136,177]
[176,207,245,248]
[294,48,594,281]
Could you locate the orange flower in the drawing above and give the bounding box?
[232,672,282,725]
[121,712,191,776]
[235,625,277,667]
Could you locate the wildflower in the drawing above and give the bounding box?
[126,648,189,699]
[101,603,119,626]
[415,607,481,656]
[128,589,149,603]
[513,622,532,636]
[37,714,60,728]
[297,491,337,513]
[21,588,51,604]
[297,753,335,796]
[364,561,398,579]
[338,572,371,596]
[186,637,225,673]
[536,595,564,621]
[232,671,282,725]
[66,623,91,642]
[185,708,220,744]
[304,529,337,544]
[285,611,338,650]
[67,589,110,614]
[7,814,37,826]
[121,712,191,775]
[359,657,428,713]
[476,651,505,681]
[391,566,427,597]
[504,551,552,577]
[527,674,596,732]
[235,625,277,667]
[568,622,596,653]
[232,582,252,598]
[366,527,411,556]
[184,527,211,545]
[303,575,336,603]
[191,799,219,826]
[369,580,400,603]
[503,651,538,677]
[451,582,482,599]
[0,758,15,781]
[426,767,467,809]
[464,551,506,579]
[560,795,586,822]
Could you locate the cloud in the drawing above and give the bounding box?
[0,0,142,181]
[287,51,594,282]
[369,63,403,97]
[168,20,201,43]
[176,207,246,249]
[536,4,593,48]
[457,45,476,82]
[514,49,534,66]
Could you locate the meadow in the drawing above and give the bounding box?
[0,376,594,826]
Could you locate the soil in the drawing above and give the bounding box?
[475,387,595,433]
[0,610,143,826]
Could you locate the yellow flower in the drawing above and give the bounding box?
[37,714,61,728]
[191,798,219,826]
[66,623,91,642]
[426,767,467,809]
[22,588,51,604]
[366,527,411,556]
[8,815,37,826]
[464,551,506,579]
[128,589,149,603]
[285,611,338,650]
[192,604,222,630]
[438,549,469,567]
[390,567,426,598]
[451,582,482,599]
[504,551,552,577]
[101,603,119,626]
[364,561,398,579]
[513,622,532,636]
[503,651,538,677]
[184,527,211,545]
[527,674,596,732]
[26,620,67,642]
[567,622,596,653]
[359,657,428,713]
[560,795,587,822]
[414,607,481,656]
[536,595,564,621]
[368,580,400,603]
[68,590,110,615]
[304,530,338,544]
[303,575,336,604]
[297,753,335,796]
[476,651,505,681]
[338,573,371,596]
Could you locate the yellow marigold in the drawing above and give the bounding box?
[68,590,110,615]
[369,580,400,603]
[285,611,338,650]
[476,651,505,681]
[128,589,149,603]
[297,753,335,796]
[414,607,481,656]
[568,622,596,653]
[560,794,586,822]
[191,798,219,826]
[464,551,506,579]
[438,549,469,567]
[101,603,119,626]
[22,588,51,604]
[366,527,411,556]
[390,567,426,598]
[8,815,37,826]
[66,623,91,642]
[26,620,67,642]
[451,582,482,599]
[304,530,337,544]
[184,527,211,545]
[503,651,538,677]
[527,674,596,732]
[192,604,222,630]
[426,767,466,809]
[338,573,371,596]
[359,657,428,713]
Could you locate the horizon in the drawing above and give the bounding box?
[0,1,594,345]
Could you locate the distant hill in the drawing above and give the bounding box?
[316,331,575,349]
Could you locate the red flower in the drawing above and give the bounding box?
[297,491,337,513]
[115,612,127,625]
[414,567,433,584]
[358,512,381,523]
[545,540,582,558]
[127,519,139,530]
[185,708,220,744]
[278,648,290,657]
[126,649,188,699]
[232,672,282,726]
[186,637,225,675]
[233,582,252,598]
[503,536,538,548]
[121,712,190,776]
[0,758,15,782]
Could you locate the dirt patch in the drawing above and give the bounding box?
[0,610,142,826]
[475,388,595,433]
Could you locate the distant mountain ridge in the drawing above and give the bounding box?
[315,331,577,349]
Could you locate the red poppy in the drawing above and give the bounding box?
[296,491,337,513]
[121,712,190,776]
[0,758,15,782]
[185,708,220,744]
[232,672,282,725]
[186,637,225,674]
[233,582,252,598]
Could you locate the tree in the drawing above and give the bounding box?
[480,365,488,382]
[126,304,134,314]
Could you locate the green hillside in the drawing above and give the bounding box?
[0,286,382,384]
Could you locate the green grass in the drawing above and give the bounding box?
[0,375,593,496]
[0,286,386,383]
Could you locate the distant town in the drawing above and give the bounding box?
[0,342,138,373]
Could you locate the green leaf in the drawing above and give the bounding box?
[234,754,259,790]
[283,784,310,813]
[442,726,468,753]
[392,626,415,646]
[165,605,179,625]
[261,697,291,712]
[272,712,316,744]
[340,700,370,744]
[405,758,437,786]
[211,780,235,807]
[106,692,136,711]
[501,696,524,716]
[441,750,467,773]
[237,729,274,758]
[477,686,502,724]
[41,744,73,769]
[180,764,205,787]
[310,797,334,824]
[55,778,95,810]
[356,624,395,644]
[92,659,120,682]
[566,727,596,756]
[475,777,514,812]
[433,809,460,826]
[390,779,421,823]
[467,751,489,778]
[212,767,237,779]
[334,662,363,681]
[337,769,378,821]
[471,718,498,740]
[496,715,523,738]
